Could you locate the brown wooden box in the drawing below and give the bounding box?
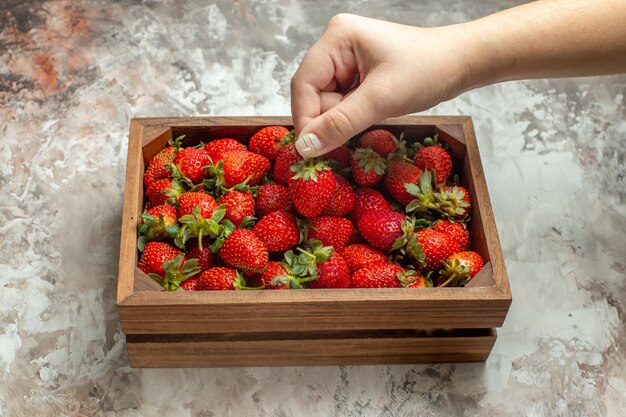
[117,116,511,367]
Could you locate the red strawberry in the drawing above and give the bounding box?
[325,146,352,170]
[447,251,484,277]
[342,243,388,273]
[439,251,484,287]
[356,210,405,251]
[248,126,294,162]
[220,190,255,227]
[137,205,179,251]
[432,219,470,251]
[145,178,185,207]
[435,185,471,220]
[204,138,246,162]
[350,261,404,288]
[255,183,292,218]
[308,252,350,289]
[307,216,354,253]
[197,267,251,291]
[350,147,386,186]
[322,173,355,217]
[413,137,452,184]
[146,204,177,223]
[220,229,269,273]
[256,261,290,290]
[138,241,181,276]
[383,160,423,206]
[402,271,433,288]
[252,211,300,252]
[177,192,219,219]
[180,276,200,291]
[288,159,336,218]
[414,229,461,271]
[143,146,177,187]
[173,147,211,184]
[358,129,398,158]
[221,150,271,187]
[273,143,303,185]
[185,238,216,271]
[350,187,392,222]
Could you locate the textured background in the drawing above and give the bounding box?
[0,1,625,416]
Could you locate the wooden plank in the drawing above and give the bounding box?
[126,329,496,367]
[461,119,511,300]
[118,287,510,334]
[117,119,144,304]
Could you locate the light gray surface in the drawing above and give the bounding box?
[0,1,624,416]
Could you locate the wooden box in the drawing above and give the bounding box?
[117,116,511,367]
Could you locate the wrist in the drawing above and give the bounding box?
[454,19,508,92]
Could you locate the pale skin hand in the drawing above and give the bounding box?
[291,0,626,158]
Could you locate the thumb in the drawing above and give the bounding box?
[294,81,388,158]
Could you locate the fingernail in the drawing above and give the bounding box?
[295,133,323,158]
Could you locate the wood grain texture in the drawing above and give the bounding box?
[117,119,143,304]
[126,329,496,367]
[461,118,511,299]
[117,116,512,367]
[118,286,510,334]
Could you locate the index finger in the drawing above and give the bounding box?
[290,43,337,134]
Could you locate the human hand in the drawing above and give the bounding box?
[290,14,473,158]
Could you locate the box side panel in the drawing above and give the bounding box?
[126,329,496,367]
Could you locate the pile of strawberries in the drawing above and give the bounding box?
[137,126,484,291]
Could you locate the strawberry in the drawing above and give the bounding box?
[307,216,354,253]
[384,160,423,206]
[137,204,179,250]
[350,261,404,288]
[175,205,234,252]
[358,129,398,158]
[413,136,452,184]
[273,143,303,185]
[197,267,256,291]
[356,210,406,251]
[288,159,336,218]
[180,276,200,291]
[255,183,292,218]
[256,261,290,290]
[322,173,355,217]
[219,229,269,273]
[252,211,300,252]
[402,271,433,288]
[342,243,388,273]
[221,149,271,188]
[138,241,182,276]
[177,192,219,219]
[350,187,392,223]
[220,190,255,227]
[404,170,439,214]
[434,185,471,220]
[432,219,470,251]
[145,178,185,207]
[143,146,177,187]
[449,251,484,278]
[248,126,295,162]
[185,238,217,271]
[350,147,386,186]
[308,252,350,289]
[413,229,461,271]
[204,138,246,162]
[173,147,211,184]
[325,146,352,170]
[439,251,484,287]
